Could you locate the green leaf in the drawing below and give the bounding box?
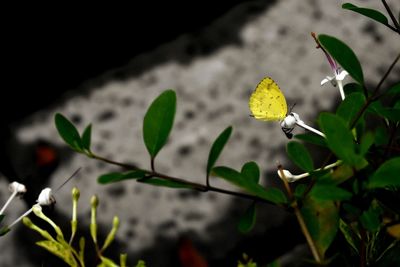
[98,170,147,184]
[266,259,280,267]
[238,202,257,233]
[99,256,119,267]
[319,113,359,165]
[286,141,314,172]
[344,82,364,96]
[212,166,287,204]
[142,178,194,189]
[337,93,366,127]
[135,260,147,267]
[359,132,374,156]
[294,133,327,147]
[368,157,400,188]
[0,226,10,236]
[374,126,389,146]
[386,83,400,96]
[294,184,307,200]
[342,3,389,26]
[318,34,364,85]
[339,219,360,253]
[81,124,92,151]
[368,101,400,122]
[360,202,382,232]
[310,184,353,201]
[0,214,4,224]
[241,161,260,184]
[143,90,176,158]
[206,126,232,176]
[36,240,78,266]
[54,113,83,151]
[301,196,339,258]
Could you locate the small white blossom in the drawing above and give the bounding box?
[37,188,56,206]
[281,112,325,138]
[277,161,342,183]
[0,182,27,215]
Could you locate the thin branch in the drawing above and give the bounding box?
[351,52,400,129]
[91,154,137,170]
[91,152,281,207]
[382,0,400,33]
[372,52,400,97]
[383,124,399,159]
[278,166,322,263]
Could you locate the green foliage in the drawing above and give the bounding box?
[386,82,400,95]
[23,188,145,267]
[51,2,400,266]
[55,113,84,152]
[318,34,364,85]
[336,92,366,126]
[238,202,257,233]
[287,141,314,172]
[360,201,383,232]
[294,133,327,147]
[319,112,366,167]
[206,126,233,176]
[368,157,400,188]
[212,166,287,204]
[141,178,194,189]
[342,3,389,27]
[339,219,360,253]
[0,226,10,236]
[301,196,340,258]
[368,101,400,122]
[98,170,147,184]
[241,161,260,184]
[237,254,258,267]
[310,183,353,201]
[55,113,92,154]
[143,90,176,159]
[81,124,92,152]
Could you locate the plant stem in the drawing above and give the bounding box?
[91,154,137,169]
[278,166,322,263]
[91,153,281,207]
[382,0,400,34]
[360,228,367,267]
[350,52,400,129]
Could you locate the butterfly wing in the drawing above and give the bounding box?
[249,77,288,121]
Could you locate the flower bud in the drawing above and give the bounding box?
[9,182,27,195]
[37,188,56,206]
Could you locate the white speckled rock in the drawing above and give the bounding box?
[4,0,399,266]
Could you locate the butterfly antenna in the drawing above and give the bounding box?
[289,103,297,113]
[55,167,82,192]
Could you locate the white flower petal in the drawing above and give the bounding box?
[336,70,349,81]
[321,75,334,86]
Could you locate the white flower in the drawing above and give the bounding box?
[277,161,342,183]
[281,112,325,138]
[37,187,56,206]
[312,32,348,100]
[321,69,348,100]
[0,182,27,215]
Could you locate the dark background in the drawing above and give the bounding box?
[3,2,253,122]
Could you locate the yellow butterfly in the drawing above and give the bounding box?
[249,77,288,121]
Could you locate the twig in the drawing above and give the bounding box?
[278,165,322,263]
[350,52,400,129]
[382,0,400,34]
[91,152,281,207]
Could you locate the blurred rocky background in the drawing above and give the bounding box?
[1,0,399,266]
